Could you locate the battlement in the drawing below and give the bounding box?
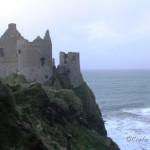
[60,52,80,66]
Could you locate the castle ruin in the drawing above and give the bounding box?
[58,52,83,88]
[0,23,83,87]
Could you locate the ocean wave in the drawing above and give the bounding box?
[122,107,150,118]
[105,114,150,150]
[105,117,150,150]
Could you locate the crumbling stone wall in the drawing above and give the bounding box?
[0,24,53,83]
[58,52,84,88]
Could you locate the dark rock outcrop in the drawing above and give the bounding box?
[0,82,48,150]
[74,82,107,136]
[0,75,120,150]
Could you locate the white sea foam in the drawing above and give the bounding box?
[122,107,150,117]
[105,110,150,150]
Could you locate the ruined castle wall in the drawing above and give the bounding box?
[0,30,18,78]
[17,38,53,83]
[59,52,84,88]
[0,24,54,83]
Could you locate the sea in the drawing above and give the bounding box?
[83,70,150,150]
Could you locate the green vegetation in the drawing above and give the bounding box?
[55,89,83,114]
[3,73,27,85]
[71,127,118,150]
[0,75,119,150]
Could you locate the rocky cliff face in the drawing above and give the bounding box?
[0,74,120,150]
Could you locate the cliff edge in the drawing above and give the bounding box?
[0,73,120,150]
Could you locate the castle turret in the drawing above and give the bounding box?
[44,30,50,41]
[0,23,24,78]
[58,52,84,88]
[44,30,52,50]
[8,23,16,30]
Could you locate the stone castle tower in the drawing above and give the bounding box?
[0,23,83,87]
[0,23,53,83]
[58,52,83,88]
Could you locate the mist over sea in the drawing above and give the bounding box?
[83,70,150,150]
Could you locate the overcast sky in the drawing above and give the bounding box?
[0,0,150,70]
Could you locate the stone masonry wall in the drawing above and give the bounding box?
[0,24,53,83]
[0,24,19,78]
[59,52,84,88]
[17,35,53,83]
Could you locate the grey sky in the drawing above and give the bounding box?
[0,0,150,69]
